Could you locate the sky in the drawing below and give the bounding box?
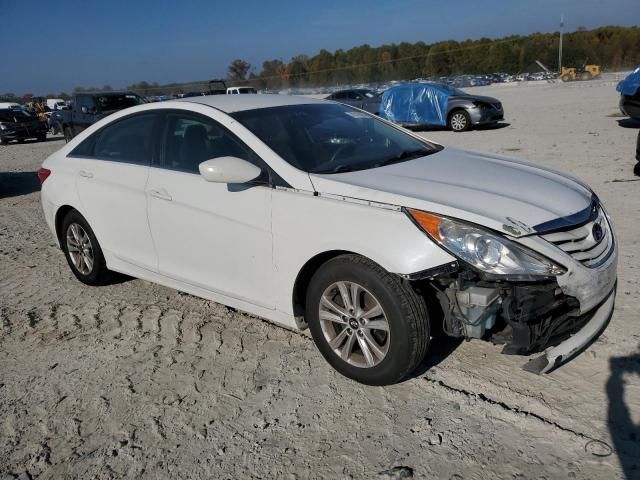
[0,0,638,95]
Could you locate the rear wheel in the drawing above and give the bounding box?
[448,110,470,132]
[305,254,430,385]
[61,210,112,285]
[37,133,46,142]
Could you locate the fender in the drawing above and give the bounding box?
[271,188,455,317]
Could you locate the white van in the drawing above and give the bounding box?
[46,99,67,110]
[226,87,257,94]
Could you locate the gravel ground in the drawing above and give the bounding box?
[1,80,639,479]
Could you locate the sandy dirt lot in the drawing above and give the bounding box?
[1,80,639,479]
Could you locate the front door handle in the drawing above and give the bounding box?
[79,170,93,178]
[148,188,172,201]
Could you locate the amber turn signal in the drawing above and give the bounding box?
[406,209,444,241]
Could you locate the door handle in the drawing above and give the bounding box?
[148,189,172,201]
[79,170,93,178]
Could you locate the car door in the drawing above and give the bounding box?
[146,109,274,308]
[72,111,160,270]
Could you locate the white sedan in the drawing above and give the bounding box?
[39,95,617,385]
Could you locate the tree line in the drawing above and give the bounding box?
[239,25,640,90]
[2,25,638,101]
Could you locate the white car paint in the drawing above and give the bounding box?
[309,147,594,237]
[40,95,617,370]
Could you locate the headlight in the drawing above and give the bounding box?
[407,209,565,279]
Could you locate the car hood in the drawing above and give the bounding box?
[308,147,593,237]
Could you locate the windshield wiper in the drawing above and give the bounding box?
[376,148,432,167]
[315,164,354,174]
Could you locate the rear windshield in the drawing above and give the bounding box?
[97,94,143,111]
[231,103,440,174]
[0,109,34,122]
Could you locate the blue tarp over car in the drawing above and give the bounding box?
[616,67,640,96]
[379,83,450,126]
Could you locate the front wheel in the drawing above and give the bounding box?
[306,254,430,385]
[448,110,471,132]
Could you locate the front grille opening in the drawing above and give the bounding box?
[541,209,613,268]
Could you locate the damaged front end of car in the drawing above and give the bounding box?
[403,201,618,374]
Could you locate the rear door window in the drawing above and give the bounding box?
[69,112,158,165]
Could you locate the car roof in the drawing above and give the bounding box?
[177,94,327,113]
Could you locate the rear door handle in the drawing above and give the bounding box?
[148,188,172,201]
[79,170,93,178]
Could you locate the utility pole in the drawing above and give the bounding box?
[558,14,564,73]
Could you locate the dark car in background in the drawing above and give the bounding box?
[59,92,144,141]
[380,83,504,132]
[617,67,640,120]
[326,89,381,114]
[619,89,640,120]
[0,109,47,144]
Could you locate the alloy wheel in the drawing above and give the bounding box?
[66,223,94,275]
[318,281,390,368]
[450,113,468,131]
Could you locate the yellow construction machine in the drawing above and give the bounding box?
[560,64,601,82]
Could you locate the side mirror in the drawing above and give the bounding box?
[199,156,262,184]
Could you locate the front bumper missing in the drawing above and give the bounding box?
[522,285,615,374]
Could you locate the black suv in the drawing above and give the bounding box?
[0,109,47,145]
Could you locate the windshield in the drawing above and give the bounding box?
[0,109,34,122]
[97,94,143,111]
[231,103,441,174]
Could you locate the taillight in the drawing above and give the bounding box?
[38,168,51,184]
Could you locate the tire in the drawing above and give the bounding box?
[37,134,46,142]
[64,127,73,143]
[561,74,572,82]
[448,109,471,132]
[61,210,112,286]
[580,72,592,81]
[305,254,430,385]
[0,137,7,145]
[17,138,24,144]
